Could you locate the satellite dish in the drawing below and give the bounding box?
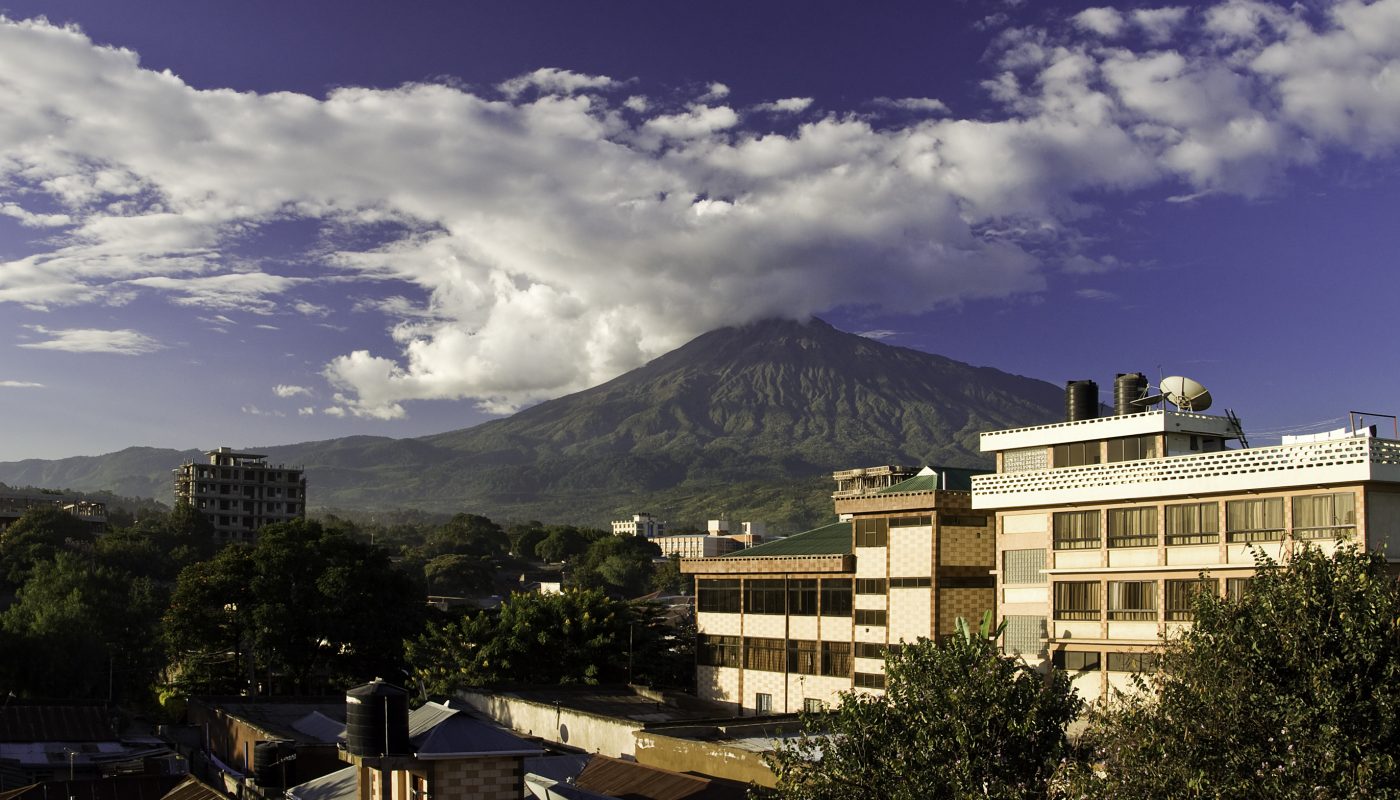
[1160,376,1212,412]
[1131,393,1165,408]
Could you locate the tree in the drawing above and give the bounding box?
[423,553,496,597]
[571,534,661,598]
[535,526,595,563]
[0,506,95,591]
[767,615,1081,800]
[1063,544,1400,798]
[508,521,549,560]
[422,513,509,559]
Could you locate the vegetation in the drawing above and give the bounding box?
[766,613,1080,800]
[1062,544,1400,798]
[406,588,694,693]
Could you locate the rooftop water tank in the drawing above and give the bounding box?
[1065,380,1098,422]
[346,679,411,757]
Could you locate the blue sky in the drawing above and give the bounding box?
[2,0,1400,460]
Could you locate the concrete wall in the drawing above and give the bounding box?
[633,729,778,788]
[455,692,640,759]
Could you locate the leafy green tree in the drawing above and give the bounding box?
[1063,544,1400,798]
[423,553,497,597]
[650,556,693,595]
[767,615,1081,800]
[164,519,423,695]
[508,521,549,559]
[535,526,595,563]
[97,502,217,583]
[572,534,661,598]
[0,506,96,591]
[1,552,163,701]
[423,513,509,558]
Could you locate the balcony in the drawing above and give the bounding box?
[973,436,1400,509]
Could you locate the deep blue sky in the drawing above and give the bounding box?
[2,0,1399,460]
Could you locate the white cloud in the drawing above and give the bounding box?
[297,406,315,416]
[241,404,285,417]
[754,97,814,114]
[1,8,1399,418]
[498,67,616,98]
[0,380,44,388]
[17,325,163,354]
[872,97,951,114]
[857,329,899,340]
[1076,288,1120,301]
[0,202,71,227]
[322,406,347,418]
[700,82,730,101]
[274,384,312,398]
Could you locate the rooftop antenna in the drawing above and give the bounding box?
[1159,376,1212,412]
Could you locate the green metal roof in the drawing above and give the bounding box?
[878,466,989,494]
[720,520,851,557]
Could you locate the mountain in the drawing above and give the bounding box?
[0,319,1065,531]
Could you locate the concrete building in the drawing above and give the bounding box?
[0,494,107,535]
[681,465,995,715]
[174,448,306,542]
[973,380,1400,700]
[653,533,744,559]
[612,513,666,539]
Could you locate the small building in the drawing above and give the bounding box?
[0,494,107,535]
[173,448,306,542]
[183,697,347,796]
[0,705,180,790]
[681,465,995,715]
[612,513,666,539]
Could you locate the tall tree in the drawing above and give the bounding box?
[1062,544,1400,798]
[767,615,1081,800]
[0,506,96,591]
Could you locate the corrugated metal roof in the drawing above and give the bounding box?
[718,521,850,557]
[159,776,225,800]
[287,766,358,800]
[0,707,114,743]
[573,755,747,800]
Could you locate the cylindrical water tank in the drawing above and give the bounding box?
[1114,373,1148,416]
[1065,380,1098,422]
[253,740,290,788]
[346,679,411,757]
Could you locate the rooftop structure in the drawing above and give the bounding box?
[974,374,1400,700]
[0,495,107,535]
[173,447,305,542]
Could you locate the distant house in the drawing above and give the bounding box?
[611,513,666,539]
[0,705,180,790]
[0,494,107,535]
[173,448,306,542]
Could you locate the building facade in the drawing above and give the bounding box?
[611,512,666,538]
[174,447,306,542]
[974,399,1400,700]
[0,495,107,535]
[682,466,995,715]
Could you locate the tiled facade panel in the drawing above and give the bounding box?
[743,670,787,714]
[939,524,993,566]
[889,526,933,577]
[785,674,849,713]
[697,612,742,636]
[855,546,888,578]
[696,666,741,713]
[431,758,521,800]
[938,587,995,637]
[889,587,931,643]
[744,613,785,638]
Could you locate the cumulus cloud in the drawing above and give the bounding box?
[0,380,44,388]
[872,97,951,114]
[274,384,312,398]
[753,97,814,114]
[241,404,285,417]
[857,329,900,340]
[297,406,315,416]
[1,6,1399,417]
[18,325,163,354]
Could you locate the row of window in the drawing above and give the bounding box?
[1053,577,1249,622]
[1052,434,1160,468]
[855,577,938,593]
[698,635,853,677]
[1051,493,1355,550]
[853,515,989,547]
[696,579,853,616]
[1052,649,1159,673]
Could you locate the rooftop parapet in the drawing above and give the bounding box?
[979,410,1238,453]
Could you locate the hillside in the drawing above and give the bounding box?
[0,319,1065,530]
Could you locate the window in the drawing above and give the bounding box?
[697,635,740,667]
[942,514,988,528]
[821,641,852,677]
[1107,507,1158,548]
[1053,441,1101,467]
[854,642,888,659]
[788,579,818,616]
[854,609,887,626]
[754,693,772,715]
[1165,502,1219,546]
[1053,581,1100,621]
[803,698,825,713]
[1226,498,1285,543]
[1107,435,1159,463]
[1003,615,1047,657]
[1003,549,1046,585]
[820,579,853,616]
[787,640,819,675]
[890,577,932,588]
[1053,510,1101,550]
[855,578,887,594]
[744,637,785,672]
[744,580,786,614]
[1052,650,1101,671]
[854,672,886,689]
[697,579,741,613]
[1226,577,1251,601]
[889,514,932,528]
[1107,651,1159,673]
[1107,580,1157,621]
[854,517,889,547]
[1292,492,1357,540]
[1165,578,1213,621]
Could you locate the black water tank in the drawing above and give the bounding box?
[346,679,411,757]
[253,740,291,788]
[1065,380,1098,421]
[1114,372,1148,416]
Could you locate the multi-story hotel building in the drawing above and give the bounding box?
[974,381,1400,700]
[174,447,307,542]
[681,466,994,715]
[611,513,666,538]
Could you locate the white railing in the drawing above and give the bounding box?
[973,437,1400,506]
